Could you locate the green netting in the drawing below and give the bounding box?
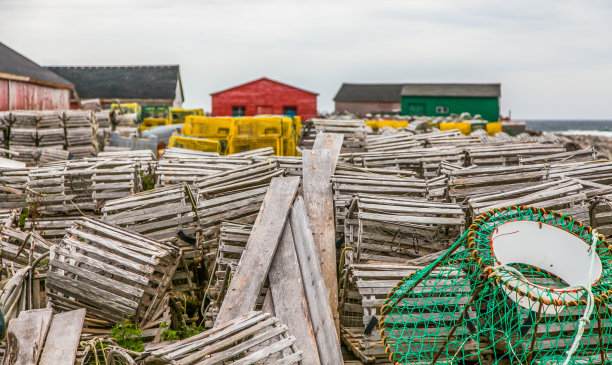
[380,206,612,364]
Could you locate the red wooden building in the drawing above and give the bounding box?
[211,77,318,120]
[0,42,73,111]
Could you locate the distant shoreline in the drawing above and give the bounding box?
[525,120,612,134]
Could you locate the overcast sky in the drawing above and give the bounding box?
[1,0,611,119]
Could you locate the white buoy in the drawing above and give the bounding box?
[490,221,602,314]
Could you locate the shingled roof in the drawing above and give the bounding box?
[0,42,73,88]
[401,83,501,98]
[45,65,182,101]
[334,82,501,102]
[334,83,405,102]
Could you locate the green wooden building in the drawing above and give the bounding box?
[401,83,501,122]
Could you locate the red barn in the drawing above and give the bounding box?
[0,42,73,111]
[211,77,318,120]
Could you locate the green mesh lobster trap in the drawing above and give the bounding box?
[380,206,612,364]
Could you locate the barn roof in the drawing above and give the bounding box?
[45,65,182,101]
[210,77,318,96]
[334,83,501,102]
[401,83,501,98]
[0,42,73,88]
[334,83,405,102]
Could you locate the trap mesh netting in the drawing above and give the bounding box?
[380,206,612,364]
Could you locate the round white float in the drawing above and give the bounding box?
[490,220,603,315]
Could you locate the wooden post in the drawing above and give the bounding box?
[268,224,321,364]
[302,149,340,335]
[290,196,344,364]
[216,176,301,325]
[312,132,344,172]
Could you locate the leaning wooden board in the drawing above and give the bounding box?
[38,309,86,365]
[303,147,340,335]
[216,176,301,325]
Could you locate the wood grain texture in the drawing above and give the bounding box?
[268,224,320,364]
[302,149,340,335]
[39,309,86,365]
[3,308,53,365]
[216,176,301,325]
[290,196,343,365]
[312,132,344,172]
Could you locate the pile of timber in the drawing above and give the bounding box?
[0,165,29,210]
[195,160,284,270]
[332,173,429,235]
[342,147,464,178]
[215,176,343,364]
[36,111,65,150]
[46,218,179,330]
[156,153,251,186]
[301,119,367,152]
[142,311,304,364]
[63,110,96,158]
[467,178,589,222]
[464,143,566,166]
[518,146,597,165]
[205,222,252,327]
[94,109,113,149]
[339,264,422,364]
[24,216,79,243]
[446,164,550,205]
[0,112,8,149]
[26,159,139,216]
[343,194,464,264]
[0,225,53,268]
[7,111,38,164]
[102,183,199,241]
[2,308,86,365]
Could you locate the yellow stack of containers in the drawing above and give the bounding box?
[180,115,298,156]
[168,135,222,154]
[439,122,472,135]
[365,120,409,131]
[486,121,503,136]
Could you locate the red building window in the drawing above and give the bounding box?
[232,106,246,117]
[283,106,297,117]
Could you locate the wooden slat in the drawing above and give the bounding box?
[303,149,340,335]
[216,176,301,325]
[39,309,86,365]
[3,308,53,365]
[290,196,344,364]
[268,224,321,364]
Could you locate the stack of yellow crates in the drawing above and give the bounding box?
[179,115,299,156]
[168,135,222,153]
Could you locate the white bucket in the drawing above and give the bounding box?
[490,220,602,315]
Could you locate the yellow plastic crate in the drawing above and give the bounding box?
[183,116,233,140]
[140,117,168,131]
[440,122,472,135]
[168,135,222,154]
[486,121,503,136]
[227,137,282,155]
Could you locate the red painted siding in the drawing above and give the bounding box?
[0,79,70,111]
[211,78,318,121]
[0,80,8,110]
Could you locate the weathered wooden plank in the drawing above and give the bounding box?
[3,308,53,365]
[313,132,344,172]
[216,176,301,325]
[302,149,340,336]
[290,196,344,364]
[268,224,320,364]
[38,309,86,365]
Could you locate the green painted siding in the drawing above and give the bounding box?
[401,96,499,122]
